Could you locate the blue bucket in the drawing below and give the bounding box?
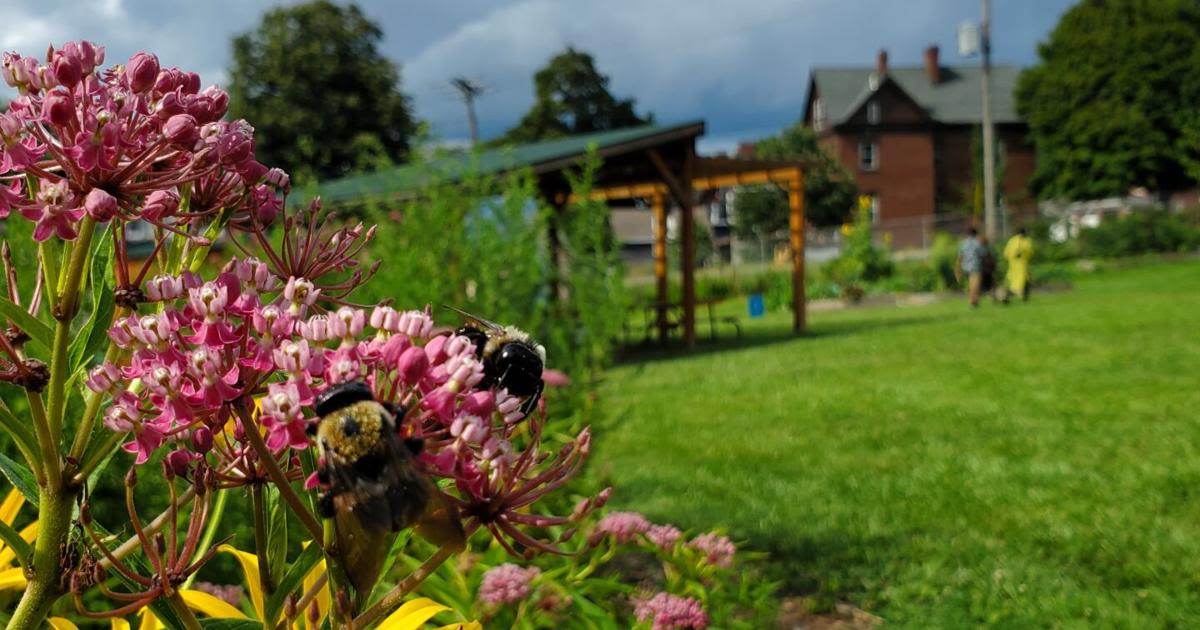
[748,293,765,318]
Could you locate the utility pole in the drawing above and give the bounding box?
[980,0,998,240]
[450,77,484,146]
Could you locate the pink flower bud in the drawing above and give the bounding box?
[192,426,213,453]
[396,346,429,384]
[51,51,81,88]
[154,90,185,118]
[200,86,228,119]
[182,71,200,95]
[141,189,179,222]
[41,90,73,126]
[163,113,198,148]
[83,188,118,223]
[126,52,159,93]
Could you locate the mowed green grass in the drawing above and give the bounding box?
[590,260,1200,628]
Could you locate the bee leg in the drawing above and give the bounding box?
[317,492,336,519]
[517,380,543,417]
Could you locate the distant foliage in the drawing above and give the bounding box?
[736,121,857,231]
[820,202,893,290]
[1077,208,1200,258]
[228,1,416,182]
[500,47,650,144]
[1016,0,1200,199]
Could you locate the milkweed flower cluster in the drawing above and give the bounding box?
[687,532,736,569]
[634,592,710,630]
[0,41,284,247]
[478,563,541,606]
[595,511,652,543]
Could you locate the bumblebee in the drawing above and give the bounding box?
[448,307,546,416]
[312,381,464,594]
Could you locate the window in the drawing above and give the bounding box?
[813,98,826,131]
[858,140,878,171]
[867,101,881,124]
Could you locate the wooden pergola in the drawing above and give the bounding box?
[308,120,808,348]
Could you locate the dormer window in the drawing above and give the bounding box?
[867,101,881,125]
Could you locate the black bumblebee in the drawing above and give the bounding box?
[311,381,464,594]
[448,307,546,417]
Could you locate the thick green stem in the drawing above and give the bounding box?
[251,484,275,596]
[46,217,95,449]
[233,405,326,542]
[25,393,60,489]
[6,487,74,630]
[166,590,204,630]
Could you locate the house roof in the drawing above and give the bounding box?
[811,65,1022,126]
[302,120,705,206]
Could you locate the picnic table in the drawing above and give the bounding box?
[627,298,742,344]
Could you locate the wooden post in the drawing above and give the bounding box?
[652,190,669,343]
[680,147,697,348]
[788,169,807,333]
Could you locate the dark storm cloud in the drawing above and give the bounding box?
[0,0,1075,152]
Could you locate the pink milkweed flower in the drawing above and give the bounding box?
[163,113,198,148]
[260,381,310,451]
[144,274,185,301]
[646,524,683,550]
[83,188,118,222]
[141,189,179,222]
[478,564,540,606]
[41,90,73,126]
[634,593,709,630]
[283,277,318,316]
[688,532,736,568]
[395,345,429,385]
[125,52,159,93]
[596,511,652,544]
[21,180,83,241]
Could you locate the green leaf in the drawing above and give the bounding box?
[263,540,324,624]
[0,453,37,505]
[265,485,288,592]
[0,296,52,353]
[0,517,30,568]
[198,620,264,630]
[367,529,413,605]
[69,234,115,371]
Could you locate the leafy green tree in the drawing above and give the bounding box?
[228,1,415,182]
[500,47,649,143]
[1016,0,1200,199]
[733,121,857,234]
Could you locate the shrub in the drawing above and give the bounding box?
[1077,208,1200,258]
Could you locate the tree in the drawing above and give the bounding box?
[500,47,649,143]
[228,1,415,182]
[1016,0,1200,200]
[733,121,857,235]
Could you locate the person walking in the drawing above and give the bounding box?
[955,228,987,308]
[1003,227,1034,302]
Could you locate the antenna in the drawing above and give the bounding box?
[449,77,486,146]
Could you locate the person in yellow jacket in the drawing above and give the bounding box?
[1003,227,1034,302]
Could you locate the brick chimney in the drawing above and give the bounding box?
[876,49,889,76]
[924,45,941,84]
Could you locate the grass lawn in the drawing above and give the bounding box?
[590,260,1200,628]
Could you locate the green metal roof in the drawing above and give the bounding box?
[812,65,1022,126]
[302,120,704,206]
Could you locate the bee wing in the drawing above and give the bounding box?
[413,482,466,552]
[443,305,504,333]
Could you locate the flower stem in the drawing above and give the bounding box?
[6,486,73,630]
[25,392,60,489]
[352,545,457,629]
[251,484,276,595]
[233,405,325,543]
[166,589,205,630]
[72,429,124,485]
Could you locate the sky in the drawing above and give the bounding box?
[0,0,1077,153]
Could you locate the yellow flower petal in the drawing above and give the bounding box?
[301,547,331,630]
[0,521,37,568]
[0,567,27,590]
[434,623,483,630]
[376,598,450,630]
[137,609,163,630]
[111,619,132,630]
[0,489,23,526]
[48,618,80,630]
[180,588,249,619]
[218,544,264,619]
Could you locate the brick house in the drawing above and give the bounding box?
[803,46,1036,247]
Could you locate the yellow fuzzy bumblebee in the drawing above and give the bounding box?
[312,381,464,594]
